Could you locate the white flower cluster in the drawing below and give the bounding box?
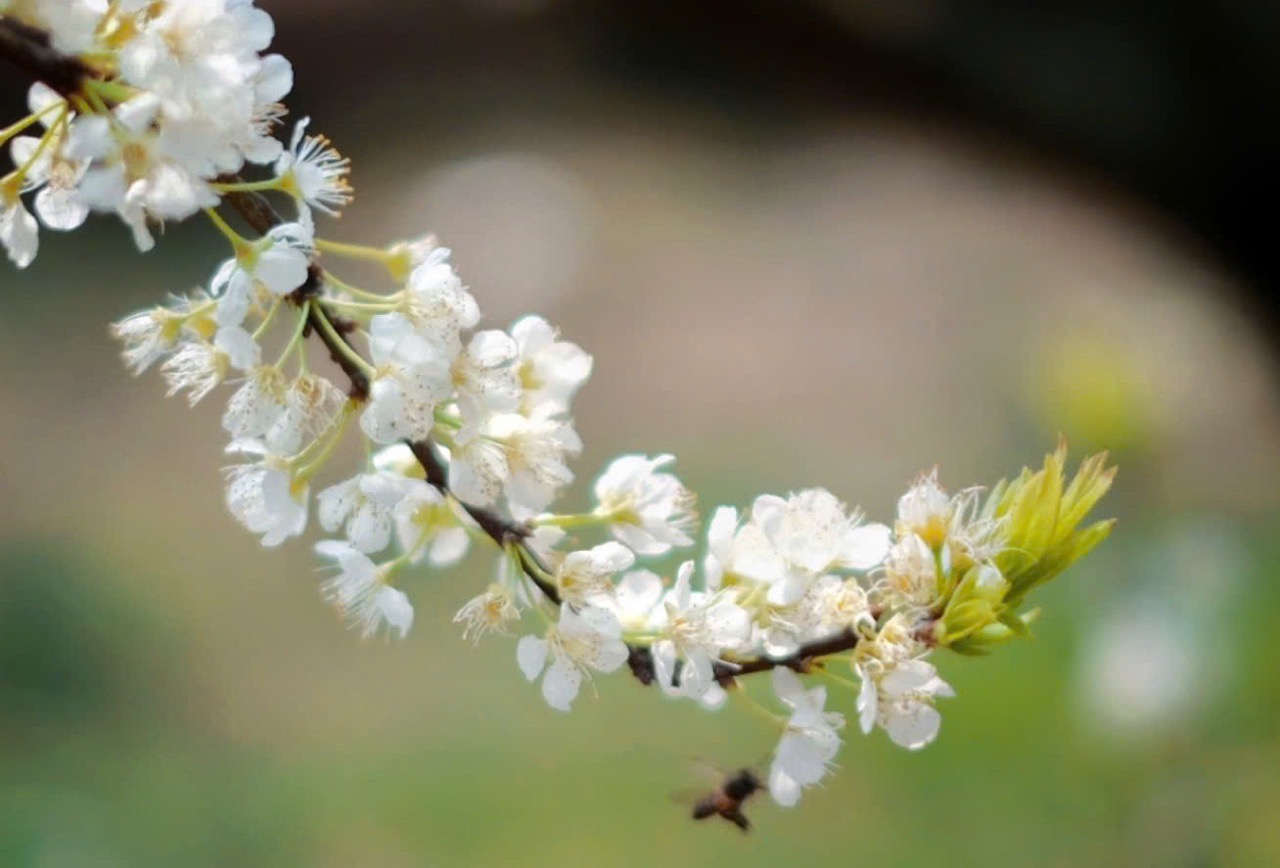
[3,3,1116,824]
[1,1,351,266]
[496,469,983,807]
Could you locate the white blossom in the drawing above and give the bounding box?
[807,575,875,635]
[769,668,844,807]
[447,435,508,507]
[857,658,954,750]
[111,293,213,374]
[554,542,636,608]
[510,315,592,415]
[275,117,352,216]
[360,312,454,444]
[517,604,628,711]
[896,470,1003,567]
[66,94,218,240]
[160,326,259,405]
[315,540,414,639]
[317,471,412,554]
[223,366,290,441]
[882,532,939,608]
[756,489,890,574]
[702,506,781,592]
[112,308,180,374]
[451,330,521,437]
[704,491,889,607]
[403,250,480,357]
[605,569,665,631]
[9,86,88,232]
[262,373,345,456]
[454,584,520,644]
[651,562,750,700]
[392,481,470,567]
[0,192,39,269]
[211,222,313,326]
[593,454,697,556]
[448,410,581,512]
[223,440,308,547]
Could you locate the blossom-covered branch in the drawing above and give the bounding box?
[0,2,1116,817]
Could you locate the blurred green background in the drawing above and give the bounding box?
[3,1,1280,866]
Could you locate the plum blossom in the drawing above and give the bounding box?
[317,471,413,554]
[650,562,750,700]
[160,325,259,405]
[517,604,629,711]
[223,440,308,547]
[211,221,313,326]
[769,668,845,807]
[510,315,592,415]
[360,312,454,444]
[593,454,697,556]
[0,189,39,268]
[454,584,521,644]
[392,482,470,567]
[403,248,480,356]
[274,117,352,216]
[9,84,88,232]
[553,542,636,608]
[451,330,521,436]
[315,541,414,639]
[857,658,954,750]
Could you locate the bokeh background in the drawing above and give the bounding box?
[3,1,1280,865]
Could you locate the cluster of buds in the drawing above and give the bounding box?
[1,2,1116,816]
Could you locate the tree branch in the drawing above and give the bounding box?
[0,16,93,98]
[1,22,877,692]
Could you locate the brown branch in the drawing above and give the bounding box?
[714,630,862,687]
[404,438,566,607]
[0,16,93,98]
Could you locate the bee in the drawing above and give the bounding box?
[690,767,764,833]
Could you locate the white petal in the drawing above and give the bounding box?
[255,244,309,295]
[34,186,89,231]
[590,541,636,575]
[772,667,807,708]
[615,570,663,622]
[589,637,630,674]
[841,523,892,569]
[516,636,548,682]
[857,671,878,734]
[427,527,471,567]
[215,326,261,371]
[886,703,942,750]
[768,764,802,808]
[348,503,392,553]
[468,329,518,367]
[375,586,414,639]
[541,659,582,711]
[317,478,358,531]
[881,660,938,697]
[1,201,38,269]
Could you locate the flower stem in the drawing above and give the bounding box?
[317,238,392,265]
[310,304,376,378]
[273,302,312,370]
[212,178,283,194]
